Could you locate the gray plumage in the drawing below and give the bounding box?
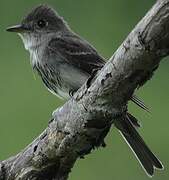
[18,5,105,99]
[6,4,163,176]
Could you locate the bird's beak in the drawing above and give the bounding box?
[6,24,30,33]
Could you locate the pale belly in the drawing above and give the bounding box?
[30,49,89,100]
[47,87,70,100]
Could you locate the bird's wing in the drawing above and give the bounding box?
[47,35,105,75]
[47,35,149,112]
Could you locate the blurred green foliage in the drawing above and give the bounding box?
[0,0,168,179]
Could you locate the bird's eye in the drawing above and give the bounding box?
[37,19,47,28]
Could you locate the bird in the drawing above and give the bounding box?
[6,5,163,176]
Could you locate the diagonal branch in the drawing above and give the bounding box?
[1,0,169,179]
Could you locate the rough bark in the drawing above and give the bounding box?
[1,0,169,179]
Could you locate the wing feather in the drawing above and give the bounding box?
[47,34,105,75]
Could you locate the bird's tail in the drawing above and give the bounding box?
[114,113,163,176]
[131,95,150,112]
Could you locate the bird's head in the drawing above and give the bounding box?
[6,5,68,50]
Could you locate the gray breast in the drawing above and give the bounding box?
[34,61,64,97]
[34,59,89,99]
[24,36,89,99]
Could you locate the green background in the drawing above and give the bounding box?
[0,0,168,179]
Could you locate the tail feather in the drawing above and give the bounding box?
[115,115,163,176]
[131,95,150,112]
[127,113,141,128]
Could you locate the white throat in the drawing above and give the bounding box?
[18,33,47,66]
[18,33,43,51]
[18,32,61,66]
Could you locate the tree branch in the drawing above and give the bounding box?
[1,0,169,179]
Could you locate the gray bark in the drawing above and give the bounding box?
[1,0,169,179]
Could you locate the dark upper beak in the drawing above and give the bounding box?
[6,24,30,33]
